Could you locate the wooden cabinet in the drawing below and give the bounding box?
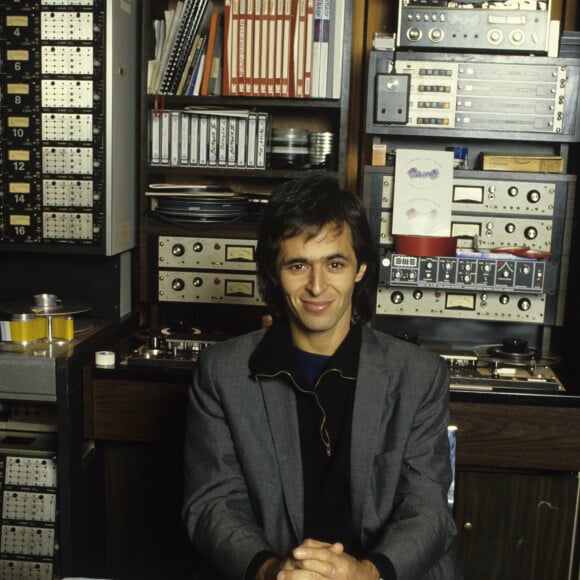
[451,399,580,580]
[454,467,578,580]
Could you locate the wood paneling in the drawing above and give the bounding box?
[451,401,580,471]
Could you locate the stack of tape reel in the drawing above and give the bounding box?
[0,294,91,343]
[309,131,335,169]
[270,128,310,169]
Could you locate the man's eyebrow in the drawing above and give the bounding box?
[281,253,351,266]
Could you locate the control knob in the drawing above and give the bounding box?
[172,278,185,291]
[391,291,404,305]
[171,244,185,256]
[524,227,538,240]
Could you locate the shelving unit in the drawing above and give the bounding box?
[137,0,354,330]
[362,4,580,579]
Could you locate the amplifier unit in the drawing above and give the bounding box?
[364,167,575,255]
[365,168,575,218]
[367,51,580,141]
[397,0,551,54]
[158,236,257,271]
[380,252,556,294]
[372,206,564,254]
[158,271,264,306]
[376,285,549,324]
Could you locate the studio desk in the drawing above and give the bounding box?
[83,358,580,580]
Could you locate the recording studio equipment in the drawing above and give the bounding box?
[397,0,553,55]
[0,0,138,254]
[0,313,114,577]
[367,50,580,142]
[156,235,264,306]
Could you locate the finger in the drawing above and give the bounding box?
[328,542,344,555]
[288,557,337,577]
[300,538,334,549]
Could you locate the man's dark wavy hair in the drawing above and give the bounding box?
[256,176,378,324]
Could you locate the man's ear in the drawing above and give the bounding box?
[355,262,367,283]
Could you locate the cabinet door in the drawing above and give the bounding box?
[454,467,579,580]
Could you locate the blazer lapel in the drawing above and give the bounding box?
[260,378,304,541]
[350,328,391,532]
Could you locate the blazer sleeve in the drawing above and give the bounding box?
[182,345,275,580]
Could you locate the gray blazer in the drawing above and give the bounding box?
[183,325,461,580]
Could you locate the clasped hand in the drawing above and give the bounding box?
[276,539,379,580]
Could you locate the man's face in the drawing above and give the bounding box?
[274,222,367,354]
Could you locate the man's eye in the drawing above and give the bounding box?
[289,263,305,271]
[329,262,344,269]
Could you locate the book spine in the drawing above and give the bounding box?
[156,1,186,94]
[171,0,207,95]
[231,0,240,95]
[260,0,269,96]
[311,0,321,98]
[193,49,207,95]
[176,32,200,95]
[252,0,261,96]
[281,0,292,98]
[223,0,232,95]
[294,0,306,98]
[208,19,224,96]
[200,11,220,96]
[238,0,246,96]
[183,34,204,95]
[304,0,314,98]
[274,0,284,97]
[245,0,254,96]
[267,0,276,96]
[331,0,345,98]
[161,0,198,94]
[318,0,330,99]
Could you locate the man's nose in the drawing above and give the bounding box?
[305,265,326,295]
